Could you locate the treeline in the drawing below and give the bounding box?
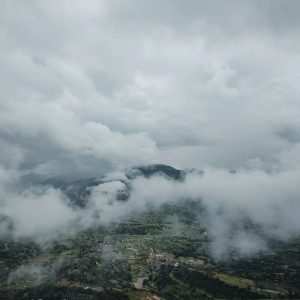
[173,267,261,299]
[151,264,261,300]
[0,284,129,300]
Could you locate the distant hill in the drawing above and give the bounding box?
[126,164,185,181]
[42,164,186,207]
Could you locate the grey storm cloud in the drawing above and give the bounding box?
[1,0,300,176]
[1,0,300,257]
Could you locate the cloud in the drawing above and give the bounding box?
[1,166,300,259]
[0,187,80,242]
[128,168,300,258]
[1,1,300,259]
[1,0,300,176]
[7,259,64,285]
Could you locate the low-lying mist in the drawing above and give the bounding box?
[1,165,300,260]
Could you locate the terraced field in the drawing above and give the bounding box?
[1,207,300,299]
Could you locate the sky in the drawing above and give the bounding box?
[1,0,300,179]
[1,1,300,256]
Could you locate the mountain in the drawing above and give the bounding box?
[42,164,185,207]
[126,164,186,180]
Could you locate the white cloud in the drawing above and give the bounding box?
[1,0,300,175]
[1,0,300,257]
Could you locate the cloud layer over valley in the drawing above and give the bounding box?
[1,0,300,258]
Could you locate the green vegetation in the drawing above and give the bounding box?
[1,204,300,299]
